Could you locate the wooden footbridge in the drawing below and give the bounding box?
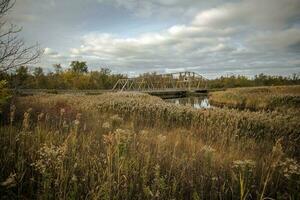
[112,71,208,98]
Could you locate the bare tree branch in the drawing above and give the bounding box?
[0,0,42,73]
[0,0,15,17]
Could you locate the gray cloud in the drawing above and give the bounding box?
[96,0,230,17]
[192,0,300,29]
[248,28,300,51]
[8,0,300,77]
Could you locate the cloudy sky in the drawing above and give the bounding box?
[8,0,300,78]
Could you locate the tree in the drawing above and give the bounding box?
[53,64,62,74]
[0,0,41,73]
[100,68,111,75]
[33,67,47,88]
[33,67,43,77]
[70,61,88,73]
[14,65,29,87]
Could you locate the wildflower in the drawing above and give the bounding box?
[232,159,256,171]
[279,158,300,179]
[201,145,216,154]
[32,144,66,174]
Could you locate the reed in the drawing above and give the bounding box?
[209,85,300,111]
[0,92,299,199]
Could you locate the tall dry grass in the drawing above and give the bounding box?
[209,85,300,111]
[0,92,299,199]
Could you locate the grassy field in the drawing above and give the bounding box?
[209,85,300,111]
[0,92,300,199]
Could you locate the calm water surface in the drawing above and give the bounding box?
[164,96,211,109]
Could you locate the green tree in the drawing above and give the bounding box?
[70,61,88,73]
[15,66,29,88]
[33,67,47,88]
[33,67,44,77]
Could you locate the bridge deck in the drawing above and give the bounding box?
[17,88,208,99]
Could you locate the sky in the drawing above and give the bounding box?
[7,0,300,78]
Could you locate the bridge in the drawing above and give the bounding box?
[112,71,207,91]
[112,71,208,98]
[16,71,209,99]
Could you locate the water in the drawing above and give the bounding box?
[164,96,211,109]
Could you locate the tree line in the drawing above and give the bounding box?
[207,73,300,88]
[1,63,299,90]
[0,61,126,90]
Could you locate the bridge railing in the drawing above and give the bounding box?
[112,71,208,91]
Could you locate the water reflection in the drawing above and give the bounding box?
[165,96,211,109]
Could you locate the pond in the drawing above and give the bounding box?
[164,96,211,109]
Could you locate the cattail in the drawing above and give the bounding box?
[59,108,66,127]
[22,111,31,131]
[1,173,16,188]
[74,113,82,134]
[45,113,50,124]
[110,114,123,129]
[76,113,82,122]
[37,112,44,130]
[83,122,87,132]
[71,175,78,182]
[9,105,16,126]
[60,108,66,117]
[37,112,44,123]
[102,122,111,132]
[103,133,114,146]
[62,120,68,129]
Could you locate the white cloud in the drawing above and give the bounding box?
[192,0,300,29]
[69,22,232,65]
[40,0,300,77]
[44,48,58,56]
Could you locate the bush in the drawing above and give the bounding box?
[0,80,11,118]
